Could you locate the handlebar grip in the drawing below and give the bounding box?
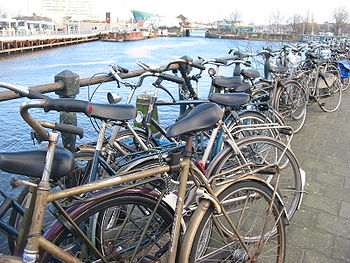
[43,99,89,114]
[190,62,206,70]
[27,89,49,99]
[113,65,129,74]
[159,73,185,84]
[214,58,228,65]
[54,123,84,139]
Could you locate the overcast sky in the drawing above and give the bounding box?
[1,0,350,25]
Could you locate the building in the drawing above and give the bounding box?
[41,0,94,21]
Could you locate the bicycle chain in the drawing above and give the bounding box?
[157,150,171,195]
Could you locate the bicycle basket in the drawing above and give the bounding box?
[317,73,336,89]
[337,60,350,78]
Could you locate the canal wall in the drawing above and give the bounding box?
[205,29,300,42]
[0,33,100,55]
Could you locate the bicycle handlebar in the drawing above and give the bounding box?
[198,56,251,67]
[198,56,230,66]
[21,101,50,141]
[227,60,251,67]
[39,121,84,139]
[173,59,206,70]
[138,59,206,72]
[1,83,84,140]
[109,64,185,88]
[20,99,87,141]
[158,73,185,84]
[257,49,279,57]
[52,123,84,138]
[43,99,89,114]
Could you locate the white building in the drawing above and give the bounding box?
[41,0,94,21]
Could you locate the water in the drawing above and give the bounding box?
[0,36,283,252]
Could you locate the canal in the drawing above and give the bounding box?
[0,36,282,252]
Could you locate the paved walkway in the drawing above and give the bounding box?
[287,91,350,262]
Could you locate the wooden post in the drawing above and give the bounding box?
[54,70,80,151]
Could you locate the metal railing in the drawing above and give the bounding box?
[0,30,108,39]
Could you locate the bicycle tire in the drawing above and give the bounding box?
[273,80,307,133]
[7,185,29,254]
[341,77,350,91]
[41,191,174,263]
[206,136,302,220]
[328,62,349,92]
[317,64,342,112]
[114,129,158,154]
[185,179,286,262]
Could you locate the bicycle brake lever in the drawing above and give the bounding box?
[11,178,38,188]
[31,130,43,145]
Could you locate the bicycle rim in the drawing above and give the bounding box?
[41,193,174,263]
[227,110,278,139]
[189,180,286,263]
[206,136,302,220]
[341,77,350,91]
[273,81,307,133]
[317,65,342,112]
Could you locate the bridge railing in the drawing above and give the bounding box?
[0,65,180,150]
[0,30,106,38]
[0,54,238,150]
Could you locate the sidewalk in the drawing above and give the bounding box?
[287,91,350,262]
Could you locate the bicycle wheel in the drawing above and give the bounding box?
[206,136,303,221]
[7,185,29,254]
[41,192,174,263]
[186,180,286,262]
[114,129,158,155]
[330,63,349,92]
[341,77,350,91]
[62,151,94,188]
[273,80,307,133]
[317,64,342,112]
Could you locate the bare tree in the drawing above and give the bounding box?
[302,10,316,34]
[269,9,284,33]
[332,6,349,35]
[229,10,242,24]
[288,13,304,33]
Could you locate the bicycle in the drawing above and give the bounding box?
[297,53,342,112]
[198,53,292,138]
[0,79,289,255]
[0,82,167,254]
[0,97,287,262]
[107,64,304,221]
[114,96,305,222]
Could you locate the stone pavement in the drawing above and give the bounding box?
[287,91,350,263]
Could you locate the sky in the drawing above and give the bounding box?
[1,0,350,25]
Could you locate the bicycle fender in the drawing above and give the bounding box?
[43,188,168,241]
[213,176,289,223]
